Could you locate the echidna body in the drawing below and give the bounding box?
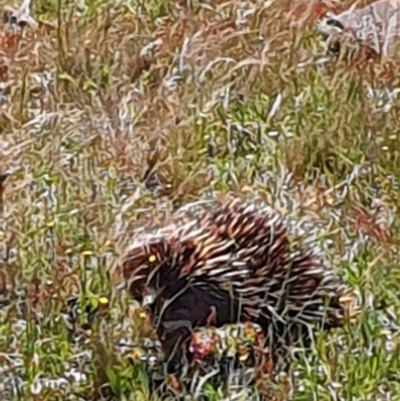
[121,197,348,372]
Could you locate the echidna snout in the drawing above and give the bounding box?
[121,235,174,306]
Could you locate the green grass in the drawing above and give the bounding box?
[0,0,400,399]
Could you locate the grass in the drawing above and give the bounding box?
[0,0,400,399]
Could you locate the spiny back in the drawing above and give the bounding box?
[122,196,346,330]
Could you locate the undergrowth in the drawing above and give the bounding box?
[0,0,400,400]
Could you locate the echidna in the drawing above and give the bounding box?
[120,196,350,374]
